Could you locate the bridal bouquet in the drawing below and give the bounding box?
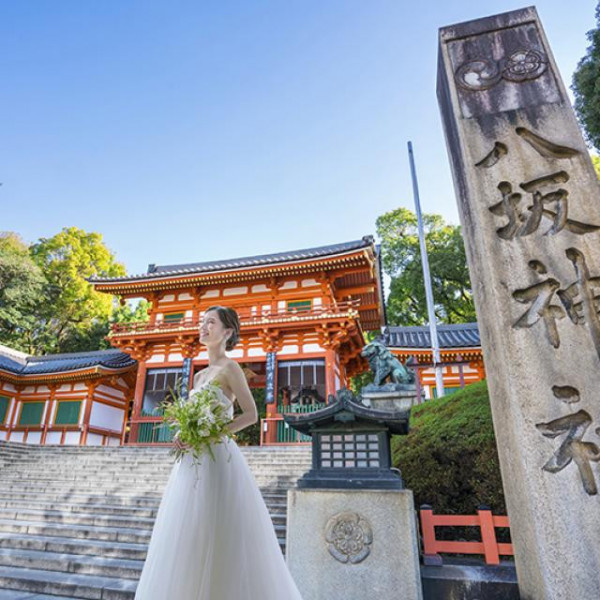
[161,382,234,464]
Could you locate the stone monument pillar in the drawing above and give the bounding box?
[438,7,600,599]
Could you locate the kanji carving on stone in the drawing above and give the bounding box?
[536,386,600,495]
[512,250,600,359]
[558,248,600,359]
[489,172,600,239]
[512,260,565,348]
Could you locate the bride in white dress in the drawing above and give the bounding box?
[134,305,303,599]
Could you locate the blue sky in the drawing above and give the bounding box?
[2,1,597,276]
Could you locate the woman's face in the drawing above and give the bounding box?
[199,310,230,348]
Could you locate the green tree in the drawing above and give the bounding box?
[573,3,600,151]
[0,233,48,352]
[30,227,127,353]
[59,299,150,353]
[376,208,475,326]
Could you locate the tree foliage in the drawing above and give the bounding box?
[0,233,47,352]
[573,4,600,151]
[0,227,143,355]
[376,208,475,326]
[392,381,506,515]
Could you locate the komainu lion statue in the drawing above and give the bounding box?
[361,341,415,386]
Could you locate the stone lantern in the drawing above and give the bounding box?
[283,388,409,490]
[284,341,423,600]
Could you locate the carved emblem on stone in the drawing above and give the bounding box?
[325,511,373,564]
[455,48,548,91]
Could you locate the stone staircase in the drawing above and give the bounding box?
[0,441,312,600]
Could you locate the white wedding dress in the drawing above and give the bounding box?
[134,382,304,600]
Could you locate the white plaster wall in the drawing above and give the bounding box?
[301,278,318,287]
[159,294,175,303]
[74,383,87,391]
[38,386,50,393]
[10,432,24,442]
[89,403,125,431]
[45,431,62,445]
[0,431,6,441]
[64,431,81,445]
[178,293,193,301]
[302,343,322,353]
[223,286,248,296]
[252,284,269,293]
[279,345,299,355]
[86,433,104,446]
[226,349,244,358]
[26,432,42,444]
[147,354,165,363]
[168,353,184,362]
[280,281,298,290]
[108,436,121,447]
[97,385,125,399]
[201,290,220,298]
[248,347,266,357]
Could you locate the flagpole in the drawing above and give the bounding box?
[407,141,445,398]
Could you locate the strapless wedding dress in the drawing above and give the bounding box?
[134,383,303,599]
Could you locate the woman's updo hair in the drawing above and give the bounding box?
[205,305,240,351]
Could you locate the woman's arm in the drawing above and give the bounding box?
[221,361,258,434]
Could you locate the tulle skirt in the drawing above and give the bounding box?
[134,437,303,599]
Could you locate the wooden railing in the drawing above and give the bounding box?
[419,505,513,565]
[110,300,361,336]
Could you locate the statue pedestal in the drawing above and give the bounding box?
[360,383,421,412]
[286,488,423,600]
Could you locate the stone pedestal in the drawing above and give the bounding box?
[437,7,600,599]
[286,488,423,600]
[360,383,420,411]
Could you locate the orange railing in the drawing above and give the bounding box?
[110,300,361,336]
[419,505,513,565]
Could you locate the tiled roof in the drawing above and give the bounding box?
[0,348,136,376]
[382,322,481,349]
[90,237,374,283]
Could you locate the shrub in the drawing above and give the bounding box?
[391,380,506,515]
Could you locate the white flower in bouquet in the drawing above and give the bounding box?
[161,382,234,464]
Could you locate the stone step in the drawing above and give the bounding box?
[5,468,308,480]
[0,498,288,520]
[0,489,287,507]
[0,499,160,519]
[0,533,148,561]
[0,519,153,545]
[0,518,288,546]
[0,590,84,600]
[0,564,137,600]
[0,507,288,529]
[0,548,144,580]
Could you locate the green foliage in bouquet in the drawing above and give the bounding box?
[162,382,234,464]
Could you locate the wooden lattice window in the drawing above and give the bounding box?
[163,312,185,323]
[55,400,82,425]
[0,396,9,425]
[18,402,44,426]
[143,368,181,414]
[287,300,312,313]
